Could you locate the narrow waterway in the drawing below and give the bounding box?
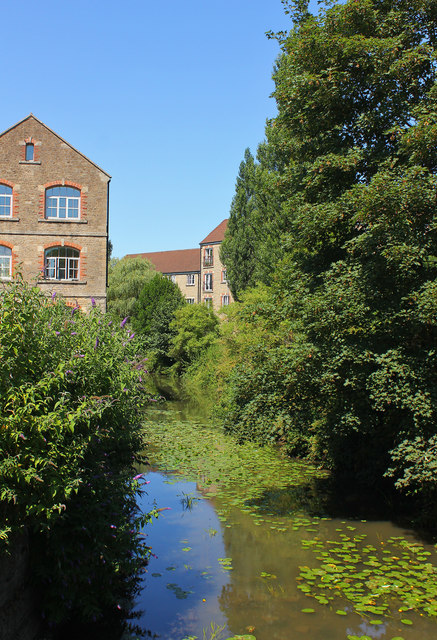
[132,402,437,640]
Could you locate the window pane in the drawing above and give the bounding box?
[0,256,10,278]
[0,185,12,195]
[25,144,34,161]
[0,246,11,257]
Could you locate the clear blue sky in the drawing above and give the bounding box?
[2,0,318,258]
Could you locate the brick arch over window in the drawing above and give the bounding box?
[21,137,40,162]
[39,242,86,281]
[38,180,88,221]
[0,179,19,218]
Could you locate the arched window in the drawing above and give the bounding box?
[0,246,12,279]
[45,186,80,219]
[45,247,79,281]
[0,184,12,217]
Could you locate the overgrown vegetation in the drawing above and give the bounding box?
[0,277,156,631]
[180,0,437,524]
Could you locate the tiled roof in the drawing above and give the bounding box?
[125,248,200,274]
[200,219,228,245]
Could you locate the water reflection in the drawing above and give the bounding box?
[135,469,437,640]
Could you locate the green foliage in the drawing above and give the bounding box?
[220,147,284,300]
[209,0,437,514]
[107,256,155,319]
[169,304,219,372]
[0,277,156,626]
[132,273,185,367]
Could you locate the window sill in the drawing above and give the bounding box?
[19,161,41,165]
[0,217,19,222]
[37,279,87,285]
[38,218,87,224]
[186,283,195,286]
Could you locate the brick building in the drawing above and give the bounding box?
[127,219,233,312]
[0,114,110,310]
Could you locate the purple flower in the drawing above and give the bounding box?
[66,370,73,375]
[91,297,96,307]
[51,291,56,300]
[71,331,77,335]
[133,473,144,481]
[55,331,60,336]
[71,305,80,316]
[128,332,135,341]
[19,433,26,440]
[120,317,129,328]
[94,337,99,349]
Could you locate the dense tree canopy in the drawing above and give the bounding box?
[218,0,437,510]
[132,273,185,367]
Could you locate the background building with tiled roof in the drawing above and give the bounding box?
[126,248,200,304]
[127,219,233,311]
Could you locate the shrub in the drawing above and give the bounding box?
[0,277,156,626]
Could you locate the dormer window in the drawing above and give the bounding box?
[25,143,34,161]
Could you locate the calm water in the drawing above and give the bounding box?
[132,405,437,640]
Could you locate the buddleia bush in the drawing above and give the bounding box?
[0,276,156,628]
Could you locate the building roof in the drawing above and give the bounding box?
[200,219,228,245]
[126,248,200,274]
[0,114,111,178]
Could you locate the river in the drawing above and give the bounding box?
[129,401,437,640]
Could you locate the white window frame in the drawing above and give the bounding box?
[203,247,213,267]
[186,273,195,286]
[204,273,213,292]
[45,247,79,281]
[45,186,81,220]
[186,297,195,304]
[0,185,12,218]
[222,295,230,306]
[204,297,213,308]
[0,246,12,279]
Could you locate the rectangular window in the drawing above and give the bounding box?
[204,273,213,292]
[0,185,12,217]
[203,247,213,267]
[221,270,227,283]
[222,295,230,306]
[204,297,212,308]
[25,144,34,161]
[186,297,195,304]
[186,273,195,286]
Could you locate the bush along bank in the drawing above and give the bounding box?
[0,277,157,636]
